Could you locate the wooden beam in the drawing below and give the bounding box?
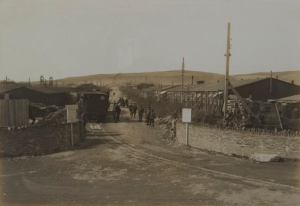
[228,81,256,117]
[275,103,283,130]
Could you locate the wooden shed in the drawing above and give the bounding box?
[0,99,29,127]
[3,86,69,106]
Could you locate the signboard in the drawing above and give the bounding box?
[65,105,78,123]
[182,108,191,123]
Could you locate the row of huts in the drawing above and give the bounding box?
[137,78,300,103]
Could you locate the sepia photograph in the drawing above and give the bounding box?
[0,0,300,205]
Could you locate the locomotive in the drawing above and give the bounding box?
[81,91,110,122]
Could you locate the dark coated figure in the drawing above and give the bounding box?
[132,103,138,118]
[113,103,121,123]
[128,103,133,117]
[149,109,156,127]
[138,105,144,122]
[145,106,151,125]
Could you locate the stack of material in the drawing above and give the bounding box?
[37,109,67,126]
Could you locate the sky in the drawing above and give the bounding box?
[0,0,299,81]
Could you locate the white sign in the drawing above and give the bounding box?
[182,108,192,123]
[65,105,78,123]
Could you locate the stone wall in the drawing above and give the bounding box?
[176,123,300,160]
[0,121,84,157]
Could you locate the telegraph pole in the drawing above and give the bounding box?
[270,70,273,92]
[181,57,185,104]
[224,22,231,117]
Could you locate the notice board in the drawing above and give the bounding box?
[182,108,191,123]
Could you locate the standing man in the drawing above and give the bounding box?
[128,103,133,118]
[138,105,144,122]
[121,97,125,107]
[132,103,138,118]
[171,116,178,140]
[149,109,156,127]
[125,98,129,108]
[112,102,117,123]
[115,103,121,122]
[146,106,151,125]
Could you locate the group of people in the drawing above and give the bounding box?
[128,103,138,118]
[129,104,156,127]
[117,97,129,107]
[113,95,157,127]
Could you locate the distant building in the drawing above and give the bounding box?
[196,80,205,85]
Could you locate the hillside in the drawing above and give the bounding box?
[233,71,300,85]
[29,70,300,86]
[55,70,230,86]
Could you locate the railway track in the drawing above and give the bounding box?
[87,125,300,193]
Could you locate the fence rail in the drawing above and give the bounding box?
[0,99,29,127]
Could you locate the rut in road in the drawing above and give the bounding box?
[90,125,299,193]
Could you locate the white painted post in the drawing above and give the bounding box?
[70,122,74,147]
[182,108,191,146]
[66,105,78,147]
[186,123,189,146]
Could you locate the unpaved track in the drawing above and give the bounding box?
[0,87,299,206]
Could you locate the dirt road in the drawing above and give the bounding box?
[1,87,299,206]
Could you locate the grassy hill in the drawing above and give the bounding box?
[55,70,229,86]
[32,70,299,86]
[233,71,300,85]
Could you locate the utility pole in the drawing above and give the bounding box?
[270,70,273,92]
[224,22,231,117]
[181,57,185,104]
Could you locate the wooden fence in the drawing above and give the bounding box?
[0,99,29,127]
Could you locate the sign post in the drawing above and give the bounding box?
[182,108,191,146]
[65,105,78,147]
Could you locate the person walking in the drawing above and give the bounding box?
[125,98,129,107]
[121,98,125,107]
[128,103,133,118]
[146,106,151,125]
[112,102,118,123]
[115,103,121,122]
[138,105,144,122]
[171,116,177,140]
[149,109,156,127]
[132,103,138,118]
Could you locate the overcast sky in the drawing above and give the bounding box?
[0,0,299,81]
